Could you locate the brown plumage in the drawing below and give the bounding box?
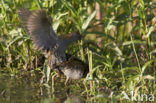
[18,9,89,85]
[54,57,89,85]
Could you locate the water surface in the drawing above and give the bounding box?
[0,73,117,103]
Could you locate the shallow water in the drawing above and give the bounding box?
[0,73,119,103]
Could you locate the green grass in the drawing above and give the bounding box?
[0,0,156,102]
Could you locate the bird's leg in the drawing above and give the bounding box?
[52,73,57,92]
[55,69,61,77]
[65,77,69,87]
[52,70,61,92]
[52,73,57,87]
[52,69,61,86]
[76,80,80,87]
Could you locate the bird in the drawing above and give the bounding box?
[18,8,89,85]
[54,56,89,85]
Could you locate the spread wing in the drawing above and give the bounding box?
[18,9,58,51]
[18,8,32,31]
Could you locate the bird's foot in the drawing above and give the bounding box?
[52,74,57,87]
[65,77,69,87]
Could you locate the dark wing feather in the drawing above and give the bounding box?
[19,9,58,51]
[18,8,32,31]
